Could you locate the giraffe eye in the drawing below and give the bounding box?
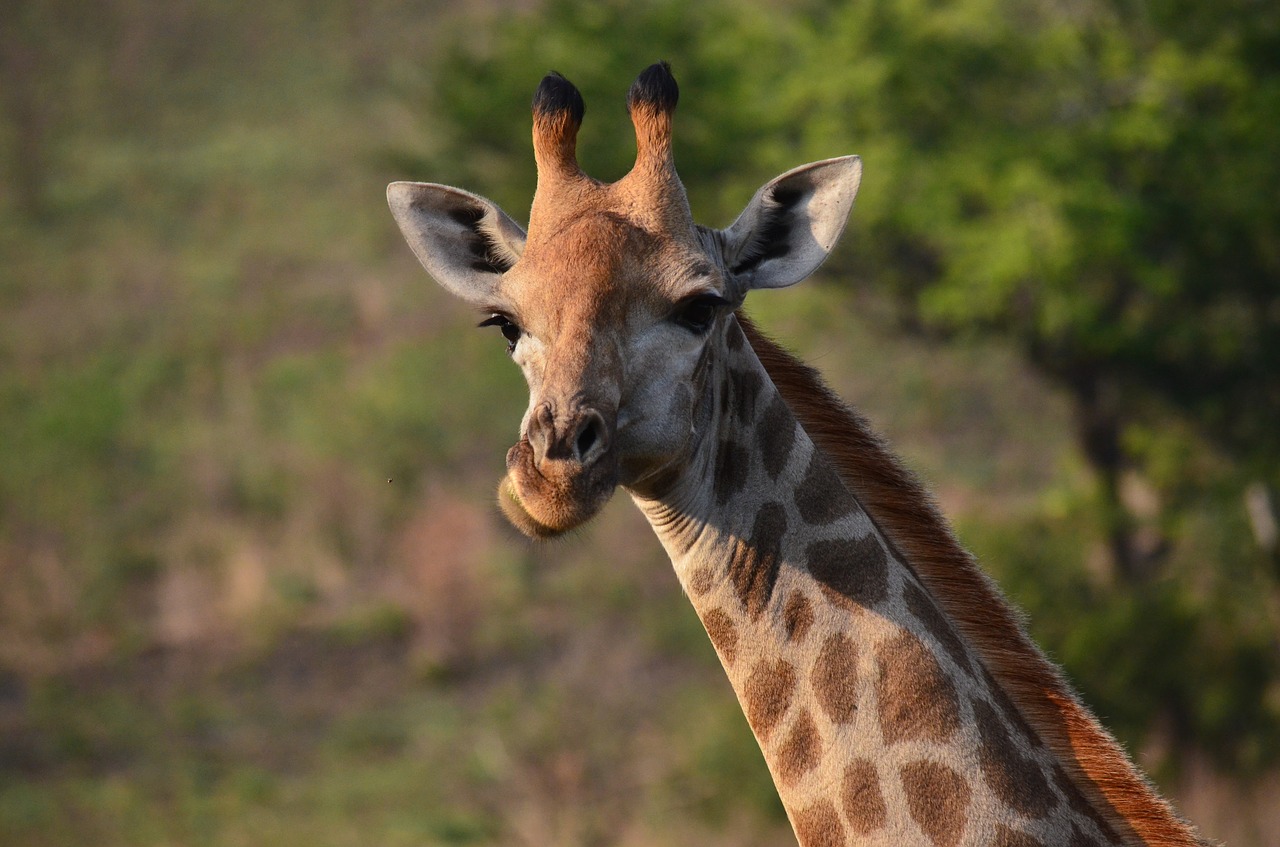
[674,294,730,334]
[478,313,523,353]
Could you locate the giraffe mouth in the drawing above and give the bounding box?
[498,438,619,538]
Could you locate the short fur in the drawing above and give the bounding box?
[627,61,679,172]
[531,71,586,183]
[740,315,1207,847]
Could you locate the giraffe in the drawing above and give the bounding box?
[387,63,1209,847]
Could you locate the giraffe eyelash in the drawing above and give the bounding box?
[478,313,523,353]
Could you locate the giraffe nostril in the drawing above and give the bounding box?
[575,414,602,462]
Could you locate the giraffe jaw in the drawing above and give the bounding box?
[497,474,566,539]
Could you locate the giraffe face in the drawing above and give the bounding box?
[489,211,734,536]
[388,64,862,537]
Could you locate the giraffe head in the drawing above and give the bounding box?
[388,63,861,537]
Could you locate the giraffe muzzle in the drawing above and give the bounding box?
[498,403,619,538]
[526,403,610,466]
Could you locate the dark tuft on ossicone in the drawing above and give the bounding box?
[532,71,585,125]
[627,61,679,114]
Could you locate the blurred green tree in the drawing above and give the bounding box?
[787,0,1280,582]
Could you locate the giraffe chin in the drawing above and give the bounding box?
[497,474,570,539]
[498,442,617,539]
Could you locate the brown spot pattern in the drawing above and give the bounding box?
[812,632,860,724]
[994,824,1045,847]
[743,658,797,741]
[757,393,795,481]
[900,760,970,847]
[732,368,764,424]
[903,580,972,674]
[972,697,1059,819]
[727,502,787,618]
[713,438,750,506]
[875,631,961,745]
[702,608,739,665]
[776,709,821,786]
[688,566,714,596]
[1050,764,1123,844]
[783,592,814,643]
[841,759,887,835]
[806,534,889,611]
[792,800,846,847]
[794,451,858,525]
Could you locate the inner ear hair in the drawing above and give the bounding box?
[728,185,805,275]
[446,202,520,274]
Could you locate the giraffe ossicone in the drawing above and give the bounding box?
[388,63,1208,847]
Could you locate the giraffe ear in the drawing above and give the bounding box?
[719,156,862,291]
[387,182,527,305]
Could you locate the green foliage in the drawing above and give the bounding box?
[787,0,1280,472]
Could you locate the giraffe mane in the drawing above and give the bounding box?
[739,313,1207,847]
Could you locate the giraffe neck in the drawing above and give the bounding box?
[630,316,1157,847]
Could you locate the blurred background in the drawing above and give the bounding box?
[1,0,1278,844]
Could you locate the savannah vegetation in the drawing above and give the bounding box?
[2,0,1278,844]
